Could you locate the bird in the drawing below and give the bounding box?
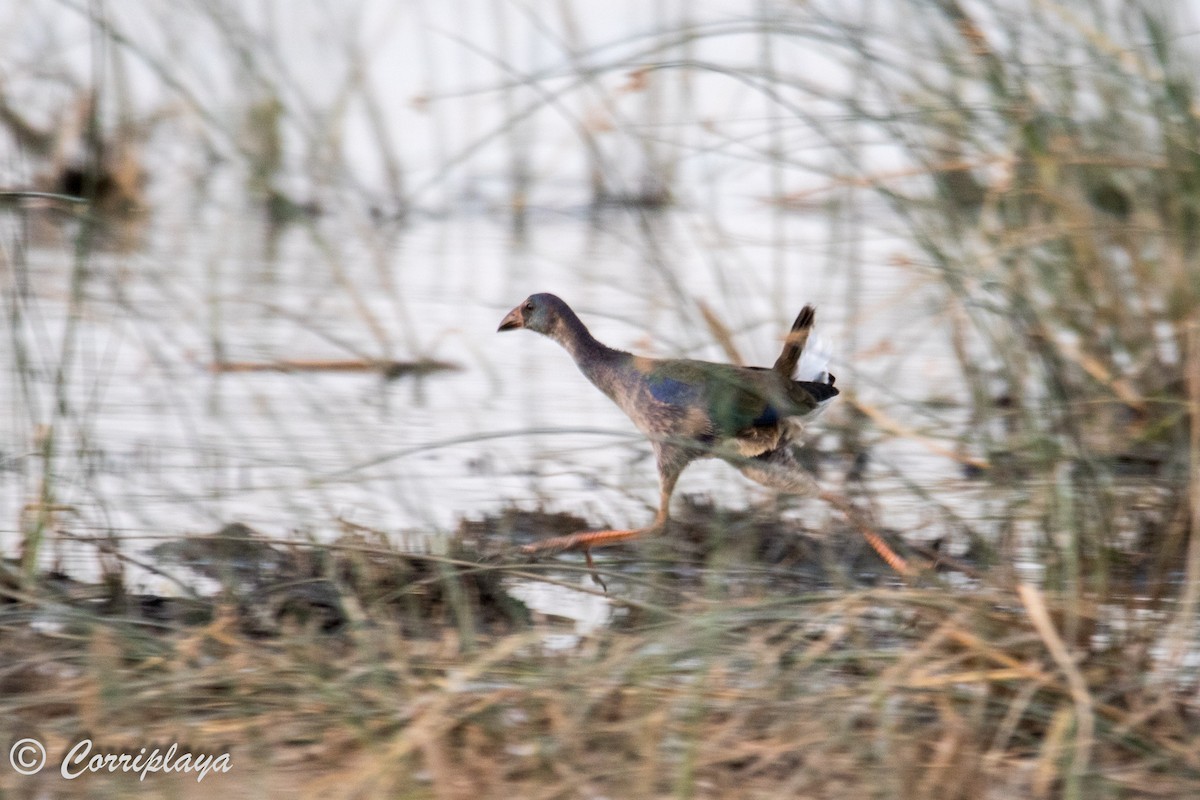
[497,293,840,569]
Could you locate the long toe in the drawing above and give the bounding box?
[520,533,587,555]
[520,525,662,556]
[583,548,608,592]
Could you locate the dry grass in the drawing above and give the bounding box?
[0,519,1196,799]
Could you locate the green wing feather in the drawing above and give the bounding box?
[643,359,817,436]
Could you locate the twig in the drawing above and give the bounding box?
[1018,583,1095,799]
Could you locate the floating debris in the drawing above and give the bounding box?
[209,358,460,380]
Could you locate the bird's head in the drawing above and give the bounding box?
[497,293,570,336]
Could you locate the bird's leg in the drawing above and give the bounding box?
[817,490,917,578]
[518,460,682,592]
[519,476,678,590]
[519,493,670,555]
[521,516,660,592]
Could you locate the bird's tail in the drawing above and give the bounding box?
[772,305,814,378]
[773,304,835,384]
[796,336,833,385]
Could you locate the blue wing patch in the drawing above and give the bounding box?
[648,375,701,407]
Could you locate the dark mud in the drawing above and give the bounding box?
[0,498,956,646]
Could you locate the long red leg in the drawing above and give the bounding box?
[521,482,674,557]
[818,490,916,578]
[519,478,680,591]
[519,526,656,555]
[522,526,663,592]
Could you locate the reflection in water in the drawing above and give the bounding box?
[508,577,613,648]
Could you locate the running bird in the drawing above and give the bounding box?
[497,293,838,562]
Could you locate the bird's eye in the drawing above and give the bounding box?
[524,301,535,312]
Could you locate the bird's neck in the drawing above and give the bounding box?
[550,309,628,388]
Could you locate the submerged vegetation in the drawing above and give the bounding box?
[0,0,1199,796]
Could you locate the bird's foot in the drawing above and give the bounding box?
[519,527,650,556]
[583,548,606,592]
[519,525,663,592]
[519,532,616,591]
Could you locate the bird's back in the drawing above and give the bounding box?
[627,356,836,441]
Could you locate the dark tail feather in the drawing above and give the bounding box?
[772,304,815,378]
[797,379,839,403]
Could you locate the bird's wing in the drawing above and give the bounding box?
[641,359,817,437]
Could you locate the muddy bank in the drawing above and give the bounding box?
[0,498,942,643]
